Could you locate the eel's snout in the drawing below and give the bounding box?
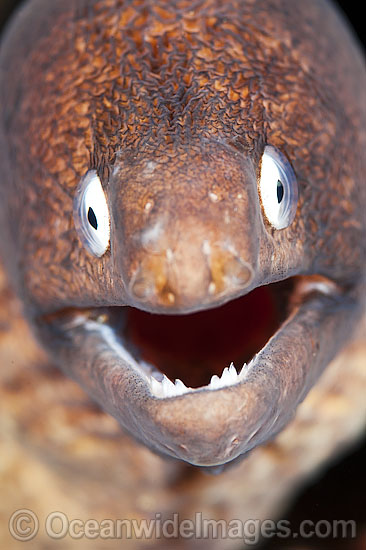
[127,217,255,311]
[111,142,261,313]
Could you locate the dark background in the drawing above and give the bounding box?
[0,1,365,549]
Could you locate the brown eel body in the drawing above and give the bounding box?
[0,0,365,548]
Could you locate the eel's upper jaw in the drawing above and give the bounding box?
[37,275,360,467]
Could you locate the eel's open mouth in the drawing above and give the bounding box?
[39,273,356,466]
[46,274,336,397]
[108,278,294,396]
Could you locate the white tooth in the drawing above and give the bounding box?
[150,377,164,397]
[239,362,248,375]
[174,379,189,395]
[209,374,221,389]
[162,375,175,397]
[229,363,238,378]
[149,374,191,398]
[220,367,232,385]
[239,359,255,380]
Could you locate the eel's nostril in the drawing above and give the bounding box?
[125,211,257,311]
[223,256,254,286]
[129,258,177,307]
[130,264,160,302]
[209,252,254,296]
[128,247,254,311]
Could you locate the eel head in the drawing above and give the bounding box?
[34,138,362,468]
[1,0,364,469]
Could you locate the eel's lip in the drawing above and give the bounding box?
[36,275,359,467]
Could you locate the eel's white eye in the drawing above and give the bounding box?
[258,145,298,229]
[73,170,110,257]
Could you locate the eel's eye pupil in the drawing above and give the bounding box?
[73,170,110,257]
[277,180,284,203]
[88,207,98,230]
[258,145,298,229]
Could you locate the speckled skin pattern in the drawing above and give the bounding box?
[0,0,364,311]
[0,0,365,467]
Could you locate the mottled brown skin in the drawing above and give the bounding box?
[0,0,365,467]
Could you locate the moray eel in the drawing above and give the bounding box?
[0,0,365,468]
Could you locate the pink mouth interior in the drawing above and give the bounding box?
[124,283,288,387]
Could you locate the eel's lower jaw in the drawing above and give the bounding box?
[37,275,359,467]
